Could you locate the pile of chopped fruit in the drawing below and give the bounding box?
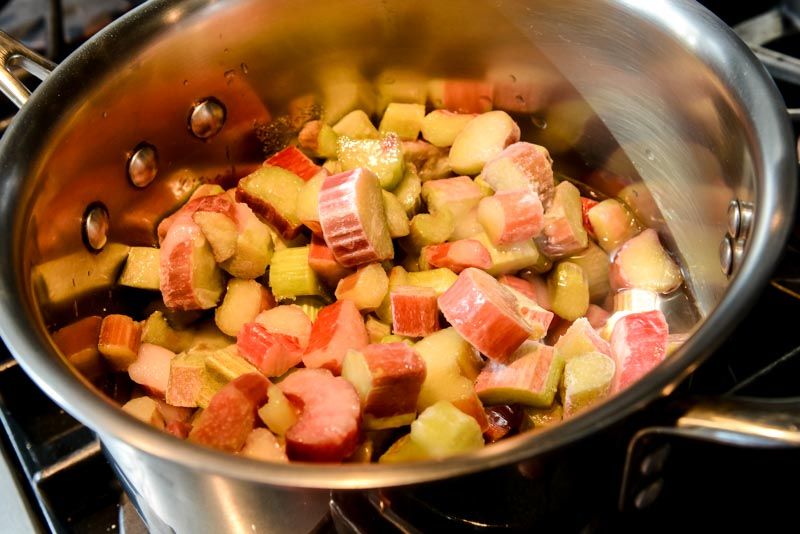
[45,98,683,464]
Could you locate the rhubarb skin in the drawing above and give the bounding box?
[52,316,105,380]
[236,166,305,240]
[318,168,394,268]
[278,368,361,462]
[537,181,588,259]
[308,235,354,287]
[438,268,533,361]
[303,300,369,374]
[157,193,238,244]
[503,287,554,341]
[254,304,313,349]
[188,373,270,452]
[98,314,143,371]
[390,285,440,337]
[610,310,668,392]
[237,322,303,377]
[264,145,321,181]
[554,317,612,362]
[475,342,564,407]
[420,240,491,273]
[581,197,599,238]
[481,142,555,208]
[477,188,544,245]
[128,343,176,398]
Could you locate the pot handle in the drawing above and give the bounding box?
[0,31,56,108]
[619,396,800,511]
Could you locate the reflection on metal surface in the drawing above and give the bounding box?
[188,97,226,139]
[126,143,158,188]
[726,199,741,239]
[0,30,55,108]
[81,202,109,252]
[678,398,800,446]
[719,235,733,276]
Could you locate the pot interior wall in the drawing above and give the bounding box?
[19,0,741,378]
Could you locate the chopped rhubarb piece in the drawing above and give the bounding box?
[404,210,454,251]
[382,190,410,238]
[296,174,325,235]
[308,235,353,287]
[141,311,193,353]
[118,247,160,291]
[520,403,563,431]
[214,279,272,337]
[610,310,668,392]
[128,344,176,398]
[165,420,192,439]
[298,120,338,159]
[481,142,555,208]
[498,275,537,302]
[333,110,380,139]
[365,316,392,344]
[254,304,313,349]
[449,111,520,175]
[237,322,303,377]
[165,352,208,408]
[566,242,610,304]
[337,134,405,190]
[420,110,477,147]
[188,373,270,452]
[278,368,361,462]
[318,168,394,267]
[390,285,439,337]
[420,240,491,273]
[554,317,611,363]
[342,343,426,429]
[478,189,544,245]
[303,300,369,374]
[587,198,642,253]
[264,146,321,181]
[518,272,552,311]
[581,197,599,238]
[428,79,494,114]
[269,246,327,301]
[335,263,389,311]
[475,343,564,407]
[258,384,299,436]
[471,233,540,276]
[193,211,238,263]
[548,262,590,322]
[402,140,451,182]
[406,401,484,459]
[422,176,484,221]
[220,202,274,280]
[236,165,305,240]
[483,404,523,443]
[189,184,225,201]
[586,305,611,330]
[537,181,588,259]
[155,399,193,425]
[379,103,426,140]
[609,229,684,294]
[241,428,289,462]
[205,345,260,383]
[52,316,105,380]
[159,212,224,310]
[504,287,553,340]
[561,352,615,417]
[157,193,238,244]
[122,397,165,429]
[438,268,534,361]
[98,314,142,371]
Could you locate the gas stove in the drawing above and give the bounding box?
[0,1,798,533]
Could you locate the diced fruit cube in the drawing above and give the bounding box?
[472,232,540,276]
[478,189,544,245]
[587,199,642,253]
[520,403,563,431]
[382,190,410,238]
[375,265,409,323]
[610,310,668,392]
[335,263,389,312]
[449,111,520,175]
[481,142,555,208]
[428,79,494,114]
[298,120,338,159]
[404,211,455,251]
[560,352,615,417]
[420,240,491,273]
[308,235,353,287]
[439,268,535,361]
[258,384,299,436]
[118,247,160,290]
[264,145,321,181]
[237,322,302,377]
[220,202,273,279]
[204,345,260,383]
[337,134,405,190]
[475,342,564,407]
[122,397,165,429]
[188,373,270,452]
[187,322,235,352]
[405,268,459,296]
[159,213,223,310]
[278,368,361,462]
[254,304,313,349]
[98,314,142,371]
[51,316,105,380]
[342,343,426,429]
[236,165,305,239]
[193,211,238,263]
[422,176,484,221]
[240,428,288,462]
[141,311,193,353]
[166,351,216,408]
[390,285,439,337]
[402,140,451,182]
[295,174,324,235]
[564,242,610,304]
[554,317,612,362]
[269,246,327,301]
[128,344,175,398]
[420,110,476,147]
[415,327,483,381]
[537,181,588,259]
[365,316,392,344]
[332,110,380,139]
[379,103,426,141]
[214,279,272,337]
[404,401,484,460]
[548,262,589,321]
[303,300,369,374]
[392,165,423,216]
[609,229,683,294]
[318,168,394,267]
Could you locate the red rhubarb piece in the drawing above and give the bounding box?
[128,343,176,398]
[308,235,354,287]
[237,322,303,377]
[157,193,237,244]
[278,368,361,462]
[610,310,668,392]
[498,275,538,302]
[421,239,491,273]
[303,300,369,374]
[478,189,544,245]
[390,285,440,337]
[481,142,555,208]
[264,146,321,181]
[581,197,599,238]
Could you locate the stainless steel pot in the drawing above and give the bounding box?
[0,0,796,532]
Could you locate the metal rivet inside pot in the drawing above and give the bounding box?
[82,202,109,252]
[634,479,664,509]
[189,97,226,139]
[640,444,671,476]
[127,143,158,188]
[720,235,734,276]
[727,199,741,239]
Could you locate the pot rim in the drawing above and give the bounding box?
[0,0,795,489]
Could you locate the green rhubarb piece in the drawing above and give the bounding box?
[378,434,427,463]
[204,345,259,383]
[188,322,236,351]
[405,268,458,296]
[269,246,327,301]
[293,296,326,322]
[563,242,610,304]
[317,123,339,159]
[476,343,565,407]
[366,315,392,343]
[382,190,410,238]
[409,401,484,459]
[258,384,298,436]
[33,243,130,306]
[473,232,540,276]
[548,262,590,321]
[520,403,563,431]
[560,352,615,417]
[118,247,160,290]
[404,211,454,251]
[392,165,422,216]
[333,110,379,139]
[237,165,304,231]
[379,334,414,346]
[337,134,405,190]
[379,103,426,141]
[141,311,194,353]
